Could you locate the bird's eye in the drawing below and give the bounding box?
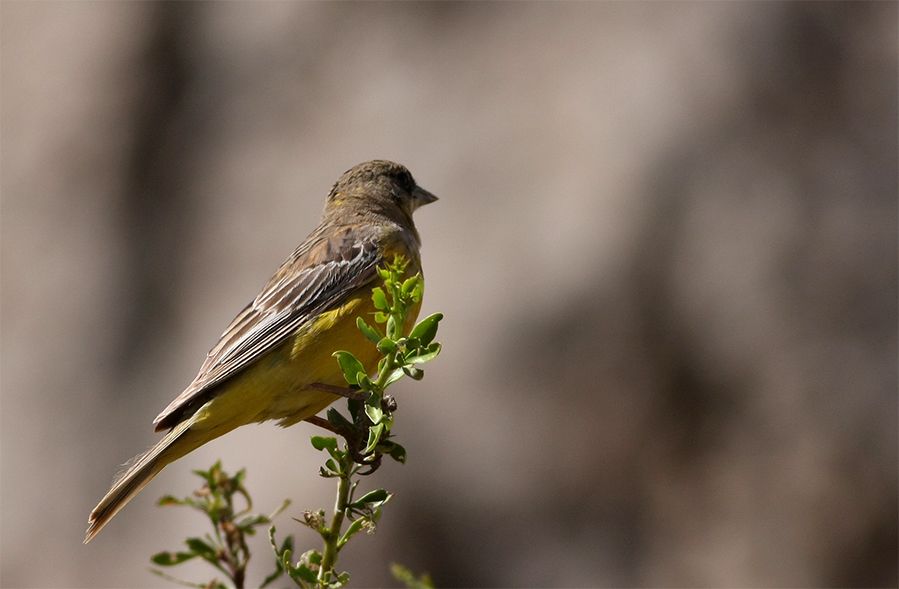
[398,171,415,193]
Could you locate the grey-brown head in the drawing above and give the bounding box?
[325,160,438,224]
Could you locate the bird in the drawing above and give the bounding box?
[85,160,437,543]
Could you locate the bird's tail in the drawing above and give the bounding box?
[84,418,202,543]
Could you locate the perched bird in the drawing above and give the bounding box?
[85,160,437,543]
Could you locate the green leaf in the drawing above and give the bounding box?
[364,423,385,454]
[386,315,398,339]
[157,494,190,507]
[403,366,424,380]
[413,280,424,301]
[184,537,218,564]
[386,441,407,463]
[349,488,390,509]
[392,254,409,270]
[311,436,338,452]
[271,527,294,574]
[347,397,364,422]
[333,351,365,385]
[326,407,353,429]
[409,313,443,346]
[278,530,294,555]
[376,337,396,354]
[269,526,287,555]
[269,498,291,520]
[151,550,197,566]
[306,550,323,565]
[190,466,209,479]
[191,466,214,489]
[356,317,381,343]
[237,513,270,532]
[373,311,388,323]
[406,342,442,365]
[401,275,420,296]
[338,516,366,548]
[371,287,388,310]
[383,367,406,387]
[352,372,368,390]
[365,403,383,425]
[293,563,318,583]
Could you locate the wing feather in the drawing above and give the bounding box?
[153,224,382,430]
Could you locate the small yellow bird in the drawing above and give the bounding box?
[85,160,437,543]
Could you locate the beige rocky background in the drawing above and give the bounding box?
[1,2,896,587]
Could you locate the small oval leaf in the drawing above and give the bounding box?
[406,343,442,365]
[333,351,365,385]
[350,488,390,509]
[386,315,398,339]
[401,275,420,295]
[364,423,385,454]
[376,337,396,354]
[356,317,381,343]
[311,436,338,452]
[383,367,405,387]
[371,287,388,310]
[365,403,384,425]
[409,313,443,346]
[388,442,407,463]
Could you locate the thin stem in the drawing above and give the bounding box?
[317,455,352,585]
[373,348,401,393]
[304,415,340,435]
[312,263,418,585]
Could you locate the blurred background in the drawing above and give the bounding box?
[1,2,896,587]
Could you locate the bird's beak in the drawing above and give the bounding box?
[411,185,438,210]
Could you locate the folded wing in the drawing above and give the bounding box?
[153,225,382,431]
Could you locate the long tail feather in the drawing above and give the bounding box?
[84,419,198,543]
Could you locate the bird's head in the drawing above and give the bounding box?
[325,160,438,224]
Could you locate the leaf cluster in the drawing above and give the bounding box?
[149,462,289,589]
[331,255,443,460]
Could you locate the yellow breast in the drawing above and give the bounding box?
[191,277,422,432]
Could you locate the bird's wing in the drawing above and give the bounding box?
[153,224,383,431]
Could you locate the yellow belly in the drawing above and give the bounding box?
[189,284,421,434]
